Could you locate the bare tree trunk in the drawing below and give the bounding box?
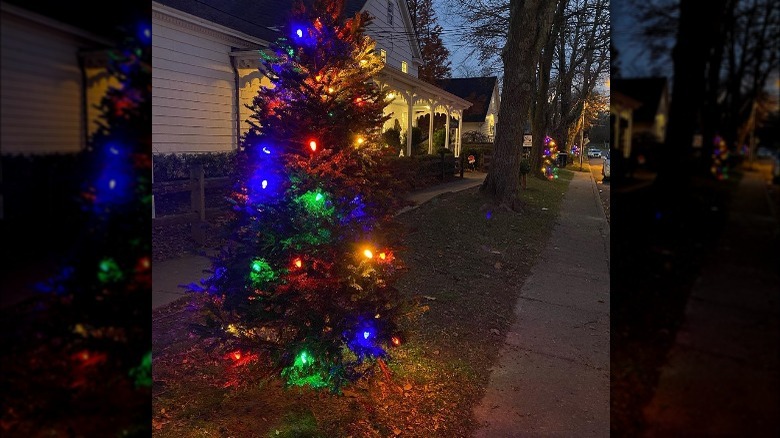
[657,0,729,190]
[481,0,558,208]
[531,0,568,179]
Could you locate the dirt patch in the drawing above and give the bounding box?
[0,296,150,436]
[151,171,574,437]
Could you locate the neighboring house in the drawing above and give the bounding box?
[436,76,500,142]
[610,90,642,159]
[151,0,472,157]
[611,77,669,144]
[1,1,123,156]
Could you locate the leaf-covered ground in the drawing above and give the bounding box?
[151,170,575,437]
[0,218,150,437]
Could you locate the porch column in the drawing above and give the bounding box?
[445,105,451,151]
[405,91,414,157]
[457,112,463,157]
[625,114,633,158]
[428,100,435,154]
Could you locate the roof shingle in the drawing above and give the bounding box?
[436,76,497,123]
[154,0,366,43]
[611,77,668,123]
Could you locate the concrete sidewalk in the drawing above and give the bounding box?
[642,167,780,436]
[472,170,611,437]
[152,173,487,309]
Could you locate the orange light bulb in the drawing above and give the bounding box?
[379,252,386,260]
[391,336,401,346]
[294,258,302,268]
[309,140,317,152]
[363,249,373,259]
[233,351,241,360]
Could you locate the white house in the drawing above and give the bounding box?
[1,1,119,155]
[437,76,500,142]
[151,0,472,157]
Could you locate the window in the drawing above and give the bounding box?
[387,1,394,26]
[380,49,387,63]
[401,61,408,73]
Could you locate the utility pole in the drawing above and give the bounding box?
[579,106,585,171]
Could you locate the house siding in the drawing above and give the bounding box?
[362,0,418,77]
[237,65,273,137]
[462,84,499,140]
[152,16,237,153]
[1,12,85,155]
[84,65,121,140]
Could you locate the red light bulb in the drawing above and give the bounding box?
[309,140,317,152]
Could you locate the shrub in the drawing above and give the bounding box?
[519,158,531,174]
[381,128,402,156]
[402,127,424,156]
[462,130,489,143]
[433,128,446,149]
[152,151,238,182]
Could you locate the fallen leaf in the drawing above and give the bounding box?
[490,329,500,335]
[494,262,502,270]
[393,428,402,435]
[404,383,412,391]
[423,296,436,301]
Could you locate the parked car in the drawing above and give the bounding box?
[587,148,602,158]
[602,153,610,180]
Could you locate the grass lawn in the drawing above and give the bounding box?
[151,170,575,437]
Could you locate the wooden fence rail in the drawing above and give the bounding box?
[152,164,232,243]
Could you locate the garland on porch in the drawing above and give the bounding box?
[188,0,418,392]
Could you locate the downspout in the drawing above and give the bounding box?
[230,54,241,150]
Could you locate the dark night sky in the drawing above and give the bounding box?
[611,0,673,79]
[1,0,149,43]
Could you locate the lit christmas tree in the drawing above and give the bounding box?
[710,134,730,180]
[39,22,152,387]
[190,0,412,392]
[541,135,560,180]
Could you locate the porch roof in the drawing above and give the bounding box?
[436,76,497,122]
[376,65,473,111]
